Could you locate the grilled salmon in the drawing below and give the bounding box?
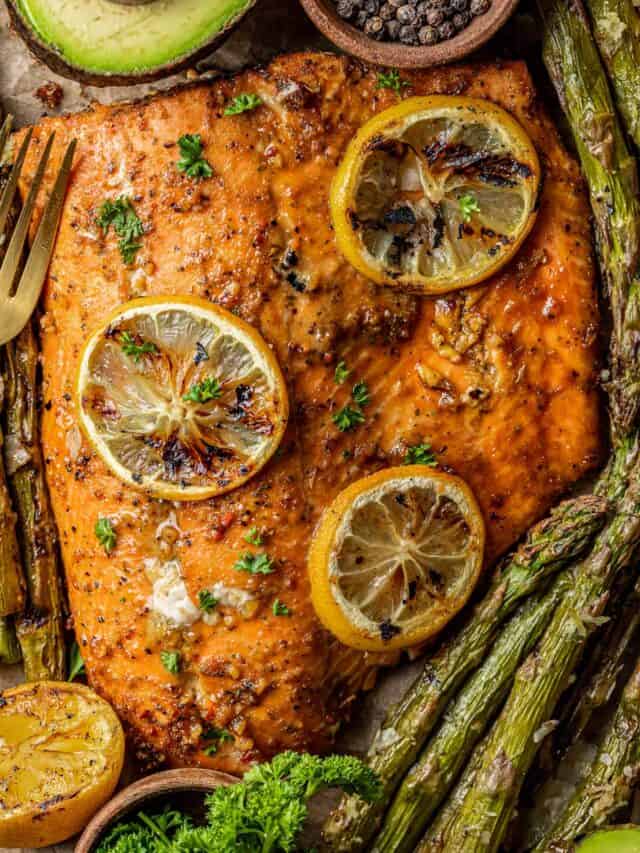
[16,53,601,773]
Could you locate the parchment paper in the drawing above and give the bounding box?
[0,4,423,850]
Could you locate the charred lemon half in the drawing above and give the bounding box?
[0,681,124,848]
[308,466,485,651]
[330,95,541,295]
[77,296,288,501]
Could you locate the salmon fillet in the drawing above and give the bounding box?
[16,53,602,773]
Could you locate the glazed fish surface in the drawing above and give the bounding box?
[16,53,601,773]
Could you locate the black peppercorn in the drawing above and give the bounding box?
[364,14,385,35]
[452,10,470,27]
[418,23,440,42]
[397,4,417,22]
[437,19,456,37]
[379,3,396,19]
[425,8,445,25]
[336,0,356,16]
[386,19,402,36]
[399,22,419,41]
[470,0,490,13]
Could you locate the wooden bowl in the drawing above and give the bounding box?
[298,0,519,67]
[75,768,238,853]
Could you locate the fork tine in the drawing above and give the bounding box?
[0,133,55,300]
[0,115,13,164]
[0,127,32,239]
[9,139,77,331]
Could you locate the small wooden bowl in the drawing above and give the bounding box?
[299,0,519,68]
[75,768,238,853]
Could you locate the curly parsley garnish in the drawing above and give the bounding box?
[198,590,219,613]
[160,650,181,675]
[95,517,117,553]
[183,377,222,403]
[224,93,262,116]
[333,405,366,432]
[95,752,381,853]
[376,69,410,93]
[244,526,264,546]
[202,727,235,756]
[334,360,351,384]
[272,599,292,617]
[404,442,438,467]
[459,193,480,223]
[352,381,370,408]
[120,331,158,363]
[177,133,213,180]
[96,196,144,265]
[233,552,274,575]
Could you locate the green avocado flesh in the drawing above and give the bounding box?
[578,827,640,852]
[14,0,251,75]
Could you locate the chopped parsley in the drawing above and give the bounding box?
[224,93,262,116]
[404,442,438,467]
[95,752,380,853]
[376,69,410,93]
[334,360,351,384]
[95,517,117,553]
[120,331,158,362]
[68,641,85,682]
[459,193,480,223]
[198,590,219,613]
[352,381,370,408]
[96,196,144,265]
[177,133,213,180]
[272,599,291,617]
[183,377,222,403]
[160,650,181,675]
[234,551,274,575]
[202,727,234,756]
[333,405,366,432]
[244,526,264,546]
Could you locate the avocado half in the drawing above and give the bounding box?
[578,826,640,853]
[5,0,257,86]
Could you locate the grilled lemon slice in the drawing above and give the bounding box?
[330,95,540,294]
[0,681,124,848]
[77,296,288,501]
[308,466,485,651]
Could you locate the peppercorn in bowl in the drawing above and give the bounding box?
[299,0,518,66]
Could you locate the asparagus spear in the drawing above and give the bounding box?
[562,574,640,746]
[376,576,570,853]
[0,162,25,664]
[437,435,640,853]
[323,495,608,851]
[535,658,640,850]
[584,0,640,149]
[3,323,66,680]
[540,0,640,442]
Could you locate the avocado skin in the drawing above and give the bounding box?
[4,0,258,87]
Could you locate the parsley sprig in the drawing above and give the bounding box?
[96,196,144,265]
[244,526,264,546]
[198,590,219,613]
[183,377,222,403]
[333,381,371,432]
[160,650,181,675]
[334,360,351,384]
[177,133,213,180]
[459,193,480,223]
[95,751,381,853]
[202,727,234,756]
[376,69,411,93]
[120,331,158,363]
[224,93,262,116]
[95,517,117,553]
[234,552,274,575]
[404,442,438,467]
[272,599,291,617]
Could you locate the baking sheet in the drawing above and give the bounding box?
[0,4,423,850]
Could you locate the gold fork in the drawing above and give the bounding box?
[0,115,76,346]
